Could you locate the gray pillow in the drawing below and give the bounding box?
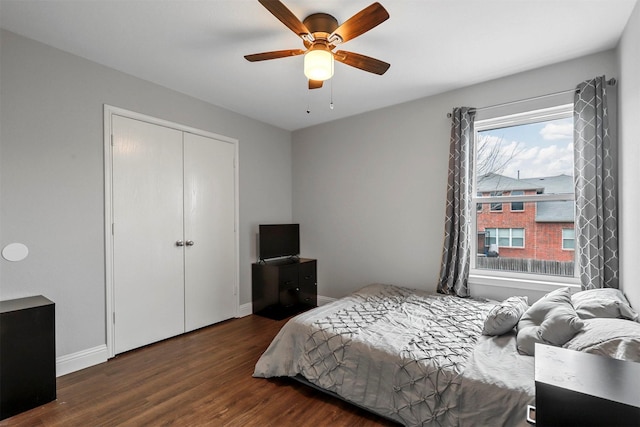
[564,318,640,362]
[483,296,529,336]
[571,288,638,321]
[516,287,584,355]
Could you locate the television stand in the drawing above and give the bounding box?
[252,258,317,320]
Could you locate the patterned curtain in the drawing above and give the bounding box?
[438,107,476,296]
[573,76,618,290]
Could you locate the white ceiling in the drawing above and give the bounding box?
[0,0,637,131]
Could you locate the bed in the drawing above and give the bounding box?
[253,284,536,426]
[254,283,640,426]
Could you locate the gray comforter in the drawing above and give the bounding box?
[253,284,535,426]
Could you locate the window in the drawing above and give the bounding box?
[485,229,495,246]
[511,228,525,247]
[484,228,525,248]
[562,228,575,250]
[472,104,577,280]
[510,190,524,211]
[490,191,503,211]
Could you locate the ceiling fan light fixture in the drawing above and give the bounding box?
[304,45,334,81]
[245,1,390,88]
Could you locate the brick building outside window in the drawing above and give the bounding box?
[476,173,574,262]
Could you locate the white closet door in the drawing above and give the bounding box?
[112,115,186,354]
[184,133,236,331]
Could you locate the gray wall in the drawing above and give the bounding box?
[618,0,640,311]
[2,12,639,362]
[292,50,620,301]
[0,30,293,357]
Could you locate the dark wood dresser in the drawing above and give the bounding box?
[252,258,317,320]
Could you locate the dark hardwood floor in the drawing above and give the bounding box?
[1,315,398,426]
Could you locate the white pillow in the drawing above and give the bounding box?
[571,288,638,321]
[482,296,528,336]
[516,287,584,356]
[564,318,640,362]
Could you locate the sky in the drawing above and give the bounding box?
[477,117,573,179]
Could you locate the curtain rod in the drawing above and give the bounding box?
[446,78,617,118]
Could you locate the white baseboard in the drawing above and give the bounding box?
[237,302,252,317]
[56,344,108,377]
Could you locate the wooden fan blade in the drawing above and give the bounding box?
[334,50,390,75]
[330,2,389,44]
[244,49,305,62]
[309,80,323,89]
[258,0,310,37]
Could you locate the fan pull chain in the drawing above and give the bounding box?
[306,88,311,114]
[330,77,334,110]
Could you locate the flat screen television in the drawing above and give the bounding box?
[259,224,300,260]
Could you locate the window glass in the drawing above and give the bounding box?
[474,105,576,278]
[485,227,497,246]
[562,228,575,250]
[512,228,524,247]
[490,191,503,211]
[498,228,510,246]
[511,190,524,211]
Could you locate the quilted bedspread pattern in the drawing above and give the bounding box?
[254,284,496,426]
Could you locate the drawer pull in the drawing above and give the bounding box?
[526,405,536,424]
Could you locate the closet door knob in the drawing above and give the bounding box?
[176,240,184,247]
[185,240,195,246]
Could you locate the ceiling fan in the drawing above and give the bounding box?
[245,0,390,89]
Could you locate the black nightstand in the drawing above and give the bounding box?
[534,343,640,426]
[0,296,56,420]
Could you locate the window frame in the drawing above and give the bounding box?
[470,104,580,288]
